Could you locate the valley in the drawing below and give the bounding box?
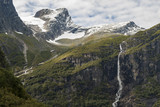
[0,0,160,107]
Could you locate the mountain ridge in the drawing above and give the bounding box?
[0,0,32,35]
[22,8,144,44]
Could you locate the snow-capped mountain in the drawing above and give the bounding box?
[85,21,144,36]
[22,8,86,40]
[22,8,144,44]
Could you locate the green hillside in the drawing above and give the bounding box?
[19,23,160,107]
[20,34,128,106]
[0,47,46,107]
[0,33,71,72]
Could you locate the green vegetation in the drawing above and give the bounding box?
[118,24,160,106]
[129,77,160,107]
[14,33,54,67]
[29,35,128,77]
[134,78,160,99]
[126,23,160,54]
[0,47,46,107]
[0,34,25,69]
[1,22,159,107]
[0,32,72,72]
[153,99,160,107]
[15,33,72,67]
[0,68,46,107]
[20,34,128,106]
[0,47,8,69]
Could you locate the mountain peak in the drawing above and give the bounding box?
[24,8,74,38]
[127,21,135,24]
[125,21,138,27]
[56,8,69,14]
[114,21,144,35]
[34,8,70,19]
[23,8,144,41]
[34,9,53,18]
[85,21,144,36]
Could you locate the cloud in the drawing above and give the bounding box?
[13,0,160,28]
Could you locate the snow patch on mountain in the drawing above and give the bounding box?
[22,16,47,32]
[15,31,23,35]
[85,21,144,36]
[56,31,85,40]
[47,31,85,45]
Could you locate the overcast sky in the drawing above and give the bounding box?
[13,0,160,28]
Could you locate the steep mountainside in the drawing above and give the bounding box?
[0,0,70,72]
[20,34,129,106]
[0,32,61,72]
[19,23,160,107]
[0,47,45,107]
[0,0,32,35]
[23,8,86,40]
[0,0,49,71]
[118,24,160,107]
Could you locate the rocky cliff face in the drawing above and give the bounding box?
[0,0,32,35]
[35,8,73,39]
[21,35,128,106]
[25,8,86,40]
[118,24,160,107]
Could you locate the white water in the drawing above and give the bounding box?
[112,44,123,107]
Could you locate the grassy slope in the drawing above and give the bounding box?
[0,33,72,72]
[15,33,71,67]
[0,34,25,70]
[132,78,160,107]
[27,34,127,77]
[126,23,160,54]
[21,34,129,106]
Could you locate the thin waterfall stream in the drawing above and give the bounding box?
[112,44,123,107]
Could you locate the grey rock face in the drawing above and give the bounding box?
[31,8,87,40]
[34,9,53,18]
[118,25,160,106]
[0,0,32,35]
[113,21,145,35]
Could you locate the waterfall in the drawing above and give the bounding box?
[112,44,123,107]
